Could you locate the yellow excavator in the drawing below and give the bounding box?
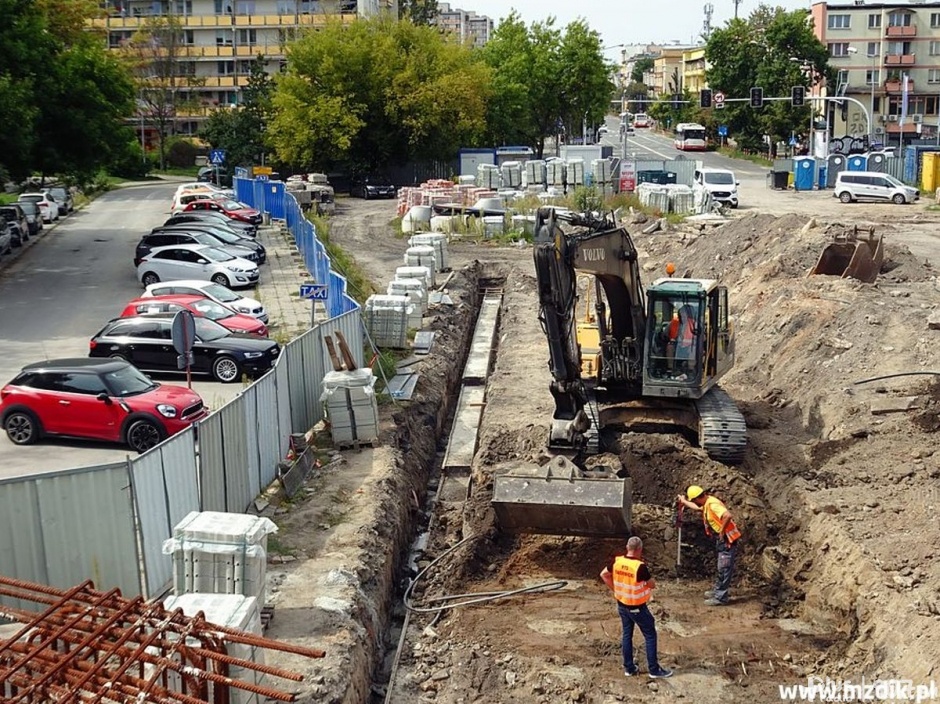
[492,207,746,537]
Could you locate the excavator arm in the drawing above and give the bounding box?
[533,207,648,449]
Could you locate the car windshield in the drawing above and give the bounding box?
[884,175,904,187]
[103,364,157,396]
[190,299,232,320]
[203,283,240,303]
[194,316,231,341]
[200,227,239,244]
[50,188,66,199]
[20,195,42,203]
[201,247,235,262]
[704,172,735,185]
[218,200,243,211]
[17,202,38,215]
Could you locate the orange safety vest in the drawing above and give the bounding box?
[612,556,652,606]
[668,314,695,345]
[702,496,741,544]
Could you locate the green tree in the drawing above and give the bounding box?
[705,6,830,150]
[482,13,612,157]
[630,56,654,84]
[399,0,438,25]
[268,16,489,173]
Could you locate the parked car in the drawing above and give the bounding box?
[141,279,268,323]
[694,168,740,209]
[152,224,265,263]
[0,223,13,256]
[834,171,919,204]
[182,198,262,228]
[135,230,262,267]
[19,192,59,223]
[89,314,280,383]
[163,211,255,237]
[0,205,29,246]
[350,175,397,199]
[137,244,260,289]
[0,358,208,452]
[14,200,42,236]
[171,189,230,214]
[44,186,74,215]
[119,294,268,336]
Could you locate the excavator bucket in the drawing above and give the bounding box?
[492,456,632,538]
[810,226,883,284]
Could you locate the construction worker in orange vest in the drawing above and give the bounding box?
[677,486,742,606]
[600,537,673,679]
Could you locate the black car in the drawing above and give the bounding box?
[15,201,43,236]
[135,230,262,267]
[153,224,265,263]
[89,314,280,383]
[350,175,397,199]
[0,205,29,246]
[164,211,256,237]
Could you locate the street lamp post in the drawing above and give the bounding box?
[870,47,878,144]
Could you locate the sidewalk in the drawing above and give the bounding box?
[253,222,320,340]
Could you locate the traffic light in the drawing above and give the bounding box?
[750,86,764,109]
[672,94,681,109]
[700,89,712,108]
[791,85,806,107]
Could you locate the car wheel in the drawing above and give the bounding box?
[892,193,906,205]
[838,192,853,203]
[4,410,41,445]
[141,271,160,286]
[212,355,240,383]
[126,418,164,453]
[210,273,230,287]
[730,202,739,209]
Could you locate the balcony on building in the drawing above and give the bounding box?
[885,24,916,37]
[884,53,915,66]
[884,77,913,93]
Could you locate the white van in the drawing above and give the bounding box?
[693,168,739,208]
[833,171,919,204]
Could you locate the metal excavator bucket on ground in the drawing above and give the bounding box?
[810,225,883,284]
[492,456,632,538]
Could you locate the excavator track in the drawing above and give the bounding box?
[696,386,747,464]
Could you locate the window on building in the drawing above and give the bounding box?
[868,13,881,28]
[235,1,255,14]
[886,41,912,55]
[216,30,234,46]
[866,69,881,85]
[873,97,880,113]
[174,0,191,14]
[931,13,940,28]
[237,60,254,72]
[931,41,940,56]
[214,0,233,12]
[930,69,940,84]
[887,11,912,27]
[237,28,256,44]
[927,96,939,115]
[219,91,238,105]
[828,43,851,57]
[837,69,849,86]
[867,41,880,57]
[828,14,850,29]
[181,30,194,44]
[179,61,196,76]
[276,0,293,13]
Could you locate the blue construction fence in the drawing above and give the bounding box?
[235,177,359,319]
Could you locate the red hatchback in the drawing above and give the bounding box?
[119,295,268,336]
[0,358,208,453]
[182,198,263,227]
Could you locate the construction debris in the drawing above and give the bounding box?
[0,576,324,702]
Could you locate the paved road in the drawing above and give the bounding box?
[0,183,245,478]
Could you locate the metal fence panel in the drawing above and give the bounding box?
[303,325,327,425]
[275,358,294,453]
[240,384,262,501]
[197,413,226,512]
[129,449,171,598]
[159,429,199,531]
[220,399,252,512]
[283,336,312,435]
[235,177,252,204]
[883,156,904,181]
[36,464,140,597]
[666,158,697,186]
[0,477,47,608]
[254,371,282,488]
[265,181,285,219]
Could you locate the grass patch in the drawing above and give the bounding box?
[307,212,376,305]
[153,166,201,178]
[716,146,773,167]
[267,534,296,556]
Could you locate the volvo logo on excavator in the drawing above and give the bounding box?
[582,248,606,262]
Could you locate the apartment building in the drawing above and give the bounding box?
[92,0,395,134]
[682,46,708,93]
[811,0,940,143]
[651,47,695,96]
[435,3,493,48]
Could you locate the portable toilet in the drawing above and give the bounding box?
[793,156,816,191]
[847,154,868,172]
[867,152,887,173]
[922,152,940,194]
[817,163,828,190]
[827,154,846,187]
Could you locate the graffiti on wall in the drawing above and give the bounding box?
[846,109,867,138]
[828,134,870,156]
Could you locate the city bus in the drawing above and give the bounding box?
[674,123,707,151]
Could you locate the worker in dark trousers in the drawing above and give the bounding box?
[600,536,673,679]
[677,486,742,606]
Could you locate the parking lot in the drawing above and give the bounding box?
[0,183,258,479]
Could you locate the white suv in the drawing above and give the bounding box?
[137,244,259,289]
[693,168,740,208]
[834,171,918,204]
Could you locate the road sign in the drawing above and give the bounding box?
[176,352,194,371]
[209,149,226,165]
[619,160,636,193]
[714,91,725,106]
[171,310,196,355]
[718,125,728,137]
[300,283,329,300]
[789,136,798,146]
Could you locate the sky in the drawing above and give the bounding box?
[465,0,812,59]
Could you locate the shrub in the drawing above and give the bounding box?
[164,137,199,168]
